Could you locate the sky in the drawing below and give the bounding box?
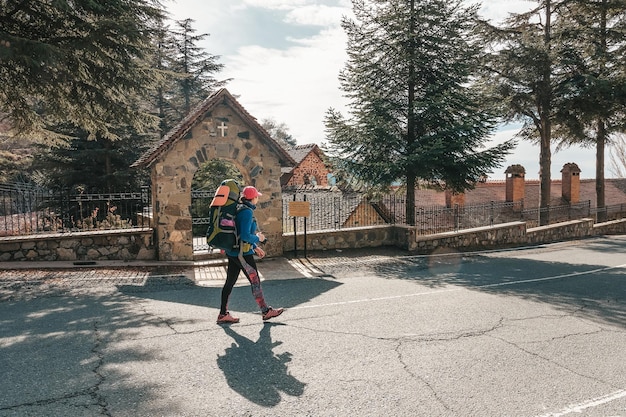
[164,0,605,181]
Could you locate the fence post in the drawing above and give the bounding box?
[141,185,150,228]
[293,194,297,257]
[61,188,71,231]
[303,194,307,257]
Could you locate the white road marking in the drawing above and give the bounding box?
[288,262,626,310]
[534,389,626,417]
[288,258,626,417]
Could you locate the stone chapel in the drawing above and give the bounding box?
[132,88,296,261]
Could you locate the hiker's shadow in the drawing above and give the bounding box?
[216,323,306,406]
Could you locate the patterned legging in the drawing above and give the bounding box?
[220,254,269,315]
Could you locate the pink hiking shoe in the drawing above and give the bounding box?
[262,307,284,321]
[216,312,240,324]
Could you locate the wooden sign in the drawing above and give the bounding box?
[288,201,311,217]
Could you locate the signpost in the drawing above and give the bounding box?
[288,198,310,257]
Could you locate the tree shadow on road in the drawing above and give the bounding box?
[0,294,176,415]
[216,322,305,407]
[364,242,626,329]
[117,275,342,314]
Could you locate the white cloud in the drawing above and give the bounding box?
[474,0,534,23]
[285,4,348,26]
[242,0,308,10]
[487,127,599,181]
[164,0,600,180]
[224,25,349,143]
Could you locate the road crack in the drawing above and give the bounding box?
[0,320,111,416]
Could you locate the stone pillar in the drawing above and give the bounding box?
[561,163,581,204]
[505,164,526,204]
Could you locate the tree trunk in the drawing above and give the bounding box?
[595,2,608,222]
[539,0,553,226]
[596,1,608,222]
[406,174,416,226]
[406,0,417,227]
[104,139,113,191]
[596,119,606,222]
[539,120,552,226]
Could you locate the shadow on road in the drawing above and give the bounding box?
[117,276,342,314]
[216,323,305,406]
[363,241,626,329]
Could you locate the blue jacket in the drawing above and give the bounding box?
[225,201,259,257]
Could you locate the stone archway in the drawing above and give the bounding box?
[131,89,296,261]
[190,158,243,253]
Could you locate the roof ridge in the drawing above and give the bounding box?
[131,88,295,168]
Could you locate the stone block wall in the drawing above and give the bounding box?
[0,229,155,262]
[526,219,594,244]
[410,222,527,253]
[282,218,626,255]
[283,225,396,252]
[3,218,626,262]
[592,218,626,235]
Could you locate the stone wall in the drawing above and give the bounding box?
[285,223,529,255]
[411,222,527,253]
[282,218,626,254]
[526,219,594,244]
[283,225,396,253]
[592,218,626,235]
[2,218,625,262]
[0,229,154,262]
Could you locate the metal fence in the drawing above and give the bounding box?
[412,200,593,234]
[283,191,626,235]
[4,184,625,238]
[0,184,151,236]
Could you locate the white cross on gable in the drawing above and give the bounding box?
[217,121,228,137]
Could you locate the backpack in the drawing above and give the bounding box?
[205,179,241,251]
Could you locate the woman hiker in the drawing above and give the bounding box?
[217,185,284,324]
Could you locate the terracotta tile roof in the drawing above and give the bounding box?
[464,181,507,205]
[418,178,626,209]
[131,88,296,168]
[414,188,447,206]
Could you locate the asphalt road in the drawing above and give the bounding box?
[0,236,625,417]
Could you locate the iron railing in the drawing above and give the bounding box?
[0,184,151,236]
[4,184,625,238]
[411,200,592,234]
[282,192,625,235]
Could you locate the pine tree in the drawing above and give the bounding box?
[150,19,180,138]
[262,118,297,149]
[554,0,626,218]
[324,0,513,224]
[148,18,229,136]
[168,19,229,123]
[31,125,153,192]
[480,1,566,225]
[0,0,164,139]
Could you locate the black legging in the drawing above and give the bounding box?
[220,254,268,315]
